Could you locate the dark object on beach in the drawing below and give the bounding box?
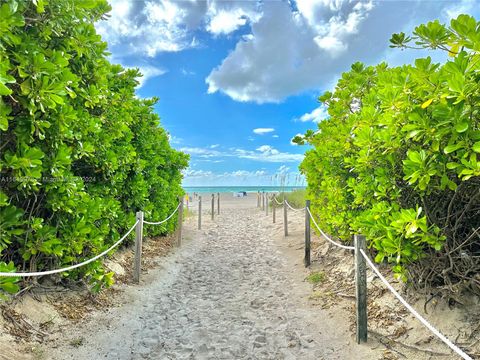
[233,191,248,197]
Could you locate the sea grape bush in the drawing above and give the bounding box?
[297,15,479,295]
[0,0,188,293]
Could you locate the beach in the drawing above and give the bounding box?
[39,193,381,359]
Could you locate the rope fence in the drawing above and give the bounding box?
[0,197,185,284]
[262,192,473,360]
[360,249,473,360]
[0,221,138,278]
[0,190,473,359]
[306,207,355,251]
[143,202,181,225]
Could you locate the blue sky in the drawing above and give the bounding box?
[96,0,480,186]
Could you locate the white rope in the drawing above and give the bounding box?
[144,202,181,225]
[360,249,473,360]
[273,197,283,205]
[285,200,306,212]
[0,220,139,278]
[306,207,355,250]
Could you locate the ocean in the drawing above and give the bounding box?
[183,186,305,194]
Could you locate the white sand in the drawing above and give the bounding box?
[42,193,383,359]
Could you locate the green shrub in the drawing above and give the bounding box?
[297,15,479,295]
[0,0,188,293]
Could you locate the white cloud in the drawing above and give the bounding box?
[235,147,303,163]
[181,68,196,76]
[134,65,166,87]
[96,0,207,57]
[99,1,479,104]
[272,135,279,138]
[443,0,477,19]
[167,134,182,145]
[206,1,377,103]
[207,1,468,103]
[179,147,222,158]
[180,144,302,163]
[298,104,329,122]
[207,9,247,35]
[182,167,302,186]
[206,1,262,35]
[253,128,275,135]
[256,145,279,155]
[183,169,214,178]
[209,144,220,148]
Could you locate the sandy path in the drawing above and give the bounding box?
[45,196,382,359]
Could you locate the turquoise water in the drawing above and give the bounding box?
[184,186,305,194]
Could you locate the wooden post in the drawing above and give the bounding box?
[177,196,183,247]
[304,200,311,267]
[272,200,276,223]
[283,199,288,237]
[355,234,368,343]
[265,193,269,216]
[261,192,265,211]
[133,211,144,284]
[257,191,260,208]
[217,192,220,215]
[211,194,214,220]
[198,196,202,230]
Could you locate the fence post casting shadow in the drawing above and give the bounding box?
[133,211,144,284]
[283,199,288,237]
[198,196,202,230]
[304,200,311,267]
[355,234,368,343]
[265,193,269,216]
[211,193,214,220]
[217,192,220,215]
[177,196,183,247]
[272,199,276,223]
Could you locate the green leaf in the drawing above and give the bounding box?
[0,115,7,131]
[0,82,12,96]
[472,142,480,153]
[455,122,468,133]
[444,144,462,154]
[1,282,20,294]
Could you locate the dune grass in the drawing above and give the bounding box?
[271,189,306,208]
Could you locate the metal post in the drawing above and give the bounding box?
[198,196,202,230]
[217,192,220,215]
[133,211,144,284]
[304,200,311,267]
[211,194,214,220]
[177,196,183,247]
[283,199,288,237]
[355,234,368,343]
